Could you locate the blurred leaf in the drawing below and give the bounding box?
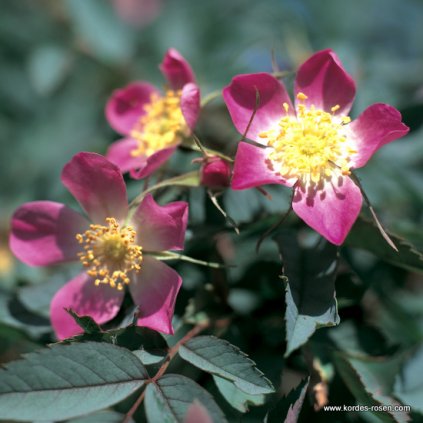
[144,374,227,423]
[0,342,148,421]
[66,309,102,334]
[274,233,340,357]
[213,375,265,412]
[179,335,274,395]
[0,291,51,338]
[17,277,66,318]
[334,353,410,423]
[346,217,423,273]
[28,45,72,95]
[223,185,290,223]
[265,377,309,423]
[64,0,136,64]
[394,344,423,414]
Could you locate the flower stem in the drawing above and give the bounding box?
[201,90,221,107]
[147,250,231,269]
[152,322,209,382]
[123,322,209,422]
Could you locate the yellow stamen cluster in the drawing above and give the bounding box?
[76,218,142,290]
[259,93,356,183]
[130,90,189,157]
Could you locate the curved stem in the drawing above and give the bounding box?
[201,90,221,107]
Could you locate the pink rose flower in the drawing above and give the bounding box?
[9,152,188,339]
[106,48,201,179]
[223,49,409,245]
[200,156,232,189]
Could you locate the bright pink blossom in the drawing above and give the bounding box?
[10,152,188,339]
[106,49,200,179]
[223,49,409,245]
[200,156,232,189]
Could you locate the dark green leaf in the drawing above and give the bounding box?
[265,377,309,423]
[144,374,227,423]
[334,352,410,423]
[0,342,148,421]
[346,217,423,273]
[213,375,265,412]
[66,308,102,334]
[179,335,274,395]
[274,232,340,357]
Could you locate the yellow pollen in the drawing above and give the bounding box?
[130,90,189,157]
[76,218,143,290]
[296,92,308,101]
[259,101,355,183]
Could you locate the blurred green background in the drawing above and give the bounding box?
[0,0,422,421]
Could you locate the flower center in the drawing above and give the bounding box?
[76,218,143,290]
[130,90,189,157]
[259,93,356,183]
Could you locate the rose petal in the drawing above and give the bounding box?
[292,173,362,245]
[131,193,188,251]
[130,257,182,335]
[348,103,410,168]
[223,73,294,143]
[9,201,87,266]
[62,152,128,223]
[105,82,159,135]
[295,49,356,115]
[106,137,147,173]
[159,48,196,90]
[129,146,176,180]
[181,82,201,130]
[231,142,296,190]
[50,272,124,340]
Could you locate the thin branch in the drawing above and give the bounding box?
[146,250,232,269]
[240,87,260,142]
[201,90,221,107]
[350,171,398,251]
[122,387,146,423]
[152,322,210,382]
[208,190,239,235]
[256,204,293,253]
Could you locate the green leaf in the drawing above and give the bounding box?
[346,217,423,273]
[179,335,274,395]
[66,308,102,334]
[0,342,148,421]
[394,344,423,414]
[265,377,309,423]
[334,353,410,423]
[213,375,265,412]
[274,232,340,357]
[144,374,227,423]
